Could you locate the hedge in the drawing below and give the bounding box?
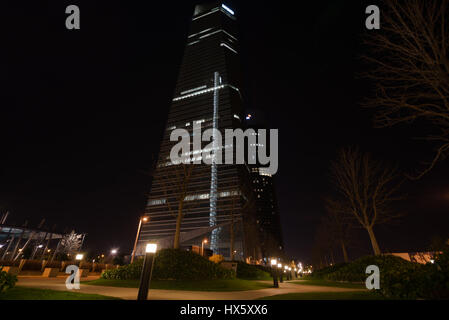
[0,269,17,293]
[101,249,235,281]
[236,262,271,280]
[311,251,449,299]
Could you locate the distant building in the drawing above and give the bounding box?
[245,109,284,261]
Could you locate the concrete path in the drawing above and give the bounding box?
[16,277,364,300]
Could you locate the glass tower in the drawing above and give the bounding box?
[137,2,261,261]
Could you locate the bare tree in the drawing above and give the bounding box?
[330,147,404,255]
[323,197,354,263]
[59,230,83,257]
[157,164,194,249]
[361,0,449,178]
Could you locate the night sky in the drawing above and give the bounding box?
[1,0,448,262]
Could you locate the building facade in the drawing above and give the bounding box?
[137,2,261,261]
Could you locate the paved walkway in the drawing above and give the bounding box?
[16,277,363,300]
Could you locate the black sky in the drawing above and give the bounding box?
[1,0,448,262]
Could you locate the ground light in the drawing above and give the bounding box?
[271,258,279,288]
[137,243,158,300]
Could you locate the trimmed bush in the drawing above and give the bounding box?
[235,262,271,280]
[326,255,414,283]
[21,260,43,271]
[101,249,235,281]
[0,269,18,293]
[311,252,449,299]
[307,263,348,280]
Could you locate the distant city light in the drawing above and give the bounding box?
[246,114,252,120]
[430,259,435,264]
[38,245,43,248]
[221,4,234,15]
[111,249,118,255]
[75,254,83,260]
[270,259,277,266]
[277,263,282,269]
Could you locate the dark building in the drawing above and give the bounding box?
[137,2,261,261]
[245,110,284,261]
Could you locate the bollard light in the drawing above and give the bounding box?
[137,243,158,300]
[146,243,157,253]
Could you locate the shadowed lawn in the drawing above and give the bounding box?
[292,279,365,289]
[257,291,385,300]
[84,279,273,291]
[0,287,121,300]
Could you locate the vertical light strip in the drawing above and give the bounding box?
[210,71,220,254]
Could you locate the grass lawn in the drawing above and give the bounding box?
[84,279,272,291]
[292,279,365,289]
[257,291,385,300]
[0,287,121,300]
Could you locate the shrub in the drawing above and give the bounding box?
[308,263,348,280]
[209,254,224,264]
[44,261,62,269]
[21,260,43,271]
[101,249,235,281]
[236,262,271,280]
[0,269,18,293]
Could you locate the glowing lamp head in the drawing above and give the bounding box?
[277,263,282,269]
[142,216,149,222]
[111,249,118,255]
[146,243,157,253]
[245,114,252,120]
[203,239,208,244]
[75,254,83,261]
[270,259,277,266]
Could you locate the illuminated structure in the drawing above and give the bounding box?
[245,109,284,260]
[137,2,261,261]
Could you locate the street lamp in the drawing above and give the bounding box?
[271,258,279,288]
[111,249,118,255]
[75,254,83,261]
[131,216,150,263]
[137,243,158,300]
[201,239,208,256]
[277,263,283,283]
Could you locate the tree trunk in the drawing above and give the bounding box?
[366,226,381,255]
[173,201,184,249]
[230,218,235,261]
[341,240,349,263]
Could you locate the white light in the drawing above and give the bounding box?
[146,243,157,253]
[38,245,43,248]
[270,259,277,266]
[221,4,234,15]
[0,244,4,248]
[75,254,83,260]
[111,249,118,255]
[284,265,288,269]
[277,263,282,268]
[430,259,435,264]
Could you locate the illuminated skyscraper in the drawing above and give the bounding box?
[137,2,261,261]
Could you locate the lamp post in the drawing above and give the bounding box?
[131,216,149,263]
[271,259,279,288]
[277,263,283,283]
[137,243,157,300]
[201,239,208,256]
